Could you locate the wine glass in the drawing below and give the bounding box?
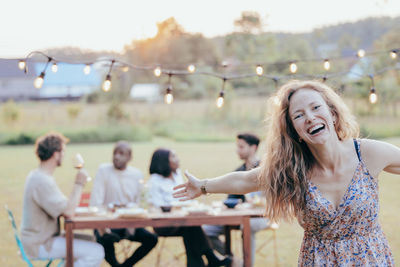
[73,153,92,182]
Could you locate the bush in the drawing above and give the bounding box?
[64,126,152,143]
[66,104,82,120]
[4,133,36,145]
[2,100,21,124]
[107,101,129,122]
[0,126,152,145]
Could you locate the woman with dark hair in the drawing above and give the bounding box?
[174,80,400,266]
[148,148,232,267]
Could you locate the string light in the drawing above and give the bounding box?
[216,78,227,108]
[357,49,366,58]
[10,48,399,104]
[83,64,91,75]
[368,75,377,104]
[369,87,377,104]
[18,60,26,71]
[289,62,297,74]
[102,60,115,92]
[216,91,224,108]
[32,57,52,89]
[164,73,173,104]
[323,59,330,71]
[187,64,196,73]
[102,74,112,92]
[390,50,397,59]
[51,62,58,73]
[154,66,162,77]
[164,86,173,104]
[255,65,264,76]
[34,72,45,89]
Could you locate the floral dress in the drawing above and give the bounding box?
[299,139,394,266]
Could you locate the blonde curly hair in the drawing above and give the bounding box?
[258,80,359,222]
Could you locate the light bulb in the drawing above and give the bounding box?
[390,50,397,59]
[255,65,264,76]
[154,66,162,77]
[102,74,112,92]
[357,49,365,58]
[369,88,377,104]
[216,91,224,108]
[164,87,173,104]
[323,59,330,71]
[290,62,297,73]
[51,63,58,73]
[83,64,91,75]
[121,66,129,72]
[18,60,26,70]
[187,64,196,73]
[34,72,45,89]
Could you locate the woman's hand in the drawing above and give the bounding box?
[173,170,203,201]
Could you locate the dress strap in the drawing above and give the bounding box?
[353,138,362,162]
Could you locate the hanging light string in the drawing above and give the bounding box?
[164,72,174,104]
[216,78,227,108]
[15,47,399,77]
[4,47,399,105]
[101,59,115,92]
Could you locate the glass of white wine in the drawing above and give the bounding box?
[73,153,92,182]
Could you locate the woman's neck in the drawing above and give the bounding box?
[308,138,345,173]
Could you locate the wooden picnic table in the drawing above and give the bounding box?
[64,207,265,267]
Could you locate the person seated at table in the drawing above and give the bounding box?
[148,148,232,267]
[21,132,104,267]
[90,141,158,267]
[203,133,270,265]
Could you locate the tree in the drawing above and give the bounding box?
[155,17,185,39]
[234,11,265,34]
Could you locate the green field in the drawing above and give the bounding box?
[1,139,399,266]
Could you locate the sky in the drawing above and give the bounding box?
[0,0,399,58]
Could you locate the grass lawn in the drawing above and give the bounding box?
[1,138,399,266]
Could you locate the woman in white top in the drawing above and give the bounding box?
[148,148,232,267]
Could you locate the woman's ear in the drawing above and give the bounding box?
[331,110,337,124]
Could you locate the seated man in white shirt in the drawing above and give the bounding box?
[90,141,158,267]
[21,132,104,267]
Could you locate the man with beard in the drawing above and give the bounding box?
[90,141,158,267]
[203,133,270,266]
[21,132,104,267]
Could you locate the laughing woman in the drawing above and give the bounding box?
[174,80,399,266]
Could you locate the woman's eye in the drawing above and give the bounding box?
[294,114,303,120]
[313,105,321,110]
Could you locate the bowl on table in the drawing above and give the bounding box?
[223,198,240,209]
[160,206,172,213]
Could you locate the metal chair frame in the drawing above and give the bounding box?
[5,205,64,267]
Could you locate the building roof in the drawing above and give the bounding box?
[34,62,101,86]
[0,59,36,78]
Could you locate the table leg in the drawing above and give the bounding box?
[224,225,232,255]
[242,217,251,267]
[65,222,73,267]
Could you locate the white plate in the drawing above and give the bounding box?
[75,207,99,216]
[116,208,148,218]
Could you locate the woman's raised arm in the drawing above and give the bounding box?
[173,167,260,201]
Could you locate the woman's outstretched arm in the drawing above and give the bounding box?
[173,167,260,201]
[361,139,400,177]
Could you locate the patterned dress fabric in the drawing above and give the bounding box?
[298,139,394,266]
